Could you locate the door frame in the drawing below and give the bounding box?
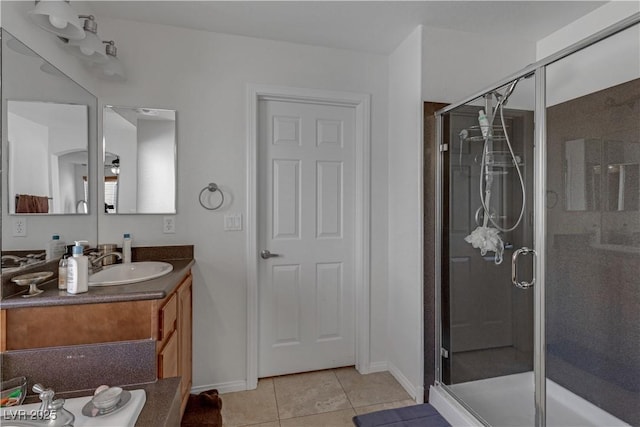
[246,84,371,389]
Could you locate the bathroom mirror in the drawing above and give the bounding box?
[2,29,97,253]
[102,106,176,214]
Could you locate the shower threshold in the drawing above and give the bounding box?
[431,372,630,427]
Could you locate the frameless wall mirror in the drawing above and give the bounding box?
[2,29,97,254]
[103,106,176,214]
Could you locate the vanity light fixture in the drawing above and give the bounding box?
[64,15,109,63]
[28,0,85,40]
[95,40,126,82]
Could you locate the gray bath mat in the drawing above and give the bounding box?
[352,403,451,427]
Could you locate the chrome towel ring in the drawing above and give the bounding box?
[199,182,224,210]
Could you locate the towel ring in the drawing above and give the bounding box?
[199,183,224,210]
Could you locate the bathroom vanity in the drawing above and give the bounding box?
[0,248,194,420]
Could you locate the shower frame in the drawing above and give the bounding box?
[433,12,640,427]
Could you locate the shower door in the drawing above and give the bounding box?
[439,77,536,425]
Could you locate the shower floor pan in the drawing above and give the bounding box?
[433,372,629,427]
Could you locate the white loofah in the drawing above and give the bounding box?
[465,226,504,264]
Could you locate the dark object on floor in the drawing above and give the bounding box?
[353,403,451,427]
[181,389,223,427]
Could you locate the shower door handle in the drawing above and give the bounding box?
[512,247,536,289]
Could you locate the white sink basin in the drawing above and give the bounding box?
[0,389,146,426]
[89,261,173,286]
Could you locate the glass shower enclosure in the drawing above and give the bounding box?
[434,14,639,427]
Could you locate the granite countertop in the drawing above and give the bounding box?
[0,258,194,310]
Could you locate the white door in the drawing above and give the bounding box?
[258,99,355,377]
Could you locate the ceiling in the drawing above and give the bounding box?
[85,1,607,54]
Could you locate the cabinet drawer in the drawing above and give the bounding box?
[158,329,179,378]
[159,293,177,343]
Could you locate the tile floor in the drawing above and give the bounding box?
[220,367,416,427]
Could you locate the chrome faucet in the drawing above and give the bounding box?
[89,252,123,273]
[31,383,75,426]
[1,254,27,266]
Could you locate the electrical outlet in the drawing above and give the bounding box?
[163,216,176,234]
[12,217,27,237]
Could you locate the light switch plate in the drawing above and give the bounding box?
[224,213,242,231]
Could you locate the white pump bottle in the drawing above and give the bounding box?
[67,240,89,294]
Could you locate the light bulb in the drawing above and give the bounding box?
[80,45,95,55]
[49,15,68,29]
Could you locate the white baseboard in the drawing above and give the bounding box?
[388,362,420,402]
[367,361,388,373]
[191,380,247,395]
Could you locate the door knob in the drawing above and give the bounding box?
[260,250,281,260]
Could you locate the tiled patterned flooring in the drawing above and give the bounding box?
[221,367,415,427]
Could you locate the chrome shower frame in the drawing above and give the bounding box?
[433,12,640,427]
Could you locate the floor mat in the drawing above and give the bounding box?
[352,403,451,427]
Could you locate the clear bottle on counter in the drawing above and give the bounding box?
[123,233,132,264]
[46,234,67,261]
[58,255,68,290]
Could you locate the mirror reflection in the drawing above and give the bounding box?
[8,100,88,214]
[564,139,639,212]
[103,106,176,214]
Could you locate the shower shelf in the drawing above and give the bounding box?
[465,135,508,143]
[474,151,524,167]
[462,124,510,143]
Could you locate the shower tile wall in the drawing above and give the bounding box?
[546,78,640,426]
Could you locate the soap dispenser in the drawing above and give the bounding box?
[67,241,89,294]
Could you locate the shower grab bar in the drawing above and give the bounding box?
[512,247,536,289]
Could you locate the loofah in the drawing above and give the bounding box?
[464,226,504,264]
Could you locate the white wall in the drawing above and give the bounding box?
[95,18,390,391]
[387,25,424,402]
[422,27,536,105]
[537,2,640,106]
[537,2,640,60]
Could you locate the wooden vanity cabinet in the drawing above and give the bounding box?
[0,270,193,416]
[156,273,192,414]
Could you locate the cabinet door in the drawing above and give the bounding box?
[158,330,179,378]
[179,276,193,400]
[159,294,178,343]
